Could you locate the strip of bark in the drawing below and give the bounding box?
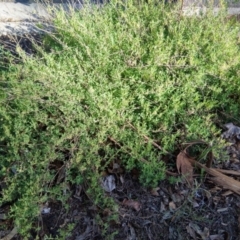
[214,168,240,176]
[187,154,240,195]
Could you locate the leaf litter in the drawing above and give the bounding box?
[122,199,141,212]
[2,124,240,239]
[176,150,194,186]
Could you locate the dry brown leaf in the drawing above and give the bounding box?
[176,151,193,185]
[169,201,176,211]
[171,193,184,203]
[201,227,210,240]
[188,223,209,240]
[150,187,160,196]
[186,224,197,240]
[102,208,112,217]
[209,186,222,193]
[221,190,233,196]
[192,201,199,208]
[122,199,141,211]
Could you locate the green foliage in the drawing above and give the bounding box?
[1,0,240,237]
[168,175,183,185]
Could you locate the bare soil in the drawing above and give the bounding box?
[2,149,240,240]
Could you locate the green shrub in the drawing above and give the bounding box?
[1,0,240,237]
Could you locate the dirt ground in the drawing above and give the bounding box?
[6,166,240,240]
[41,175,240,240]
[38,125,240,240]
[2,135,240,240]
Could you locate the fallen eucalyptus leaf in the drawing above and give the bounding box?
[122,199,141,211]
[151,187,160,196]
[186,224,197,240]
[189,223,209,240]
[176,151,193,185]
[169,201,176,211]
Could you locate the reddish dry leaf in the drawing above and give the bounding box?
[102,208,112,217]
[122,199,141,211]
[176,151,193,185]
